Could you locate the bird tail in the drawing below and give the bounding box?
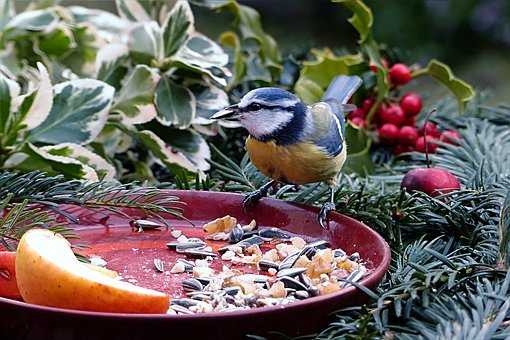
[322,75,362,104]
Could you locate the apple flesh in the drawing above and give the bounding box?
[401,168,460,196]
[16,229,169,313]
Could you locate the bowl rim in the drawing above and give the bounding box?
[0,190,391,320]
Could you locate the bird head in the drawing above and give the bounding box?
[211,88,307,143]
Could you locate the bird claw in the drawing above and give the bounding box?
[318,202,336,229]
[242,190,265,212]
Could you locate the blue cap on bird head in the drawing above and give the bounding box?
[235,88,308,144]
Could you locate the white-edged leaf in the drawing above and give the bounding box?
[17,62,53,130]
[137,129,210,173]
[28,79,114,145]
[190,82,228,124]
[4,9,58,37]
[162,0,194,57]
[128,21,163,63]
[95,124,132,156]
[111,65,160,125]
[41,143,116,180]
[154,75,195,128]
[95,43,129,89]
[69,6,129,43]
[116,0,151,22]
[0,70,20,131]
[0,0,15,31]
[6,143,99,181]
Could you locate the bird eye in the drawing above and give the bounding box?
[249,103,262,111]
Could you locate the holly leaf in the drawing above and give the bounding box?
[333,0,373,43]
[111,65,160,125]
[154,75,195,128]
[421,59,475,114]
[343,123,374,175]
[162,0,194,57]
[294,49,363,103]
[28,79,114,145]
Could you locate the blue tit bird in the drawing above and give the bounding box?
[211,75,362,229]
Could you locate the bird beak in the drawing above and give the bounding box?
[211,104,240,121]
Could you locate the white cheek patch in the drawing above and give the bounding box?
[241,109,293,138]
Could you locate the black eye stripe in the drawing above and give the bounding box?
[239,104,290,112]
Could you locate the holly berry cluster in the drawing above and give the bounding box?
[348,63,461,155]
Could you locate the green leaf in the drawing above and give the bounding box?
[38,24,74,57]
[219,31,245,89]
[294,49,363,103]
[343,123,374,175]
[333,0,373,43]
[154,75,195,128]
[420,59,476,113]
[28,79,114,145]
[162,0,194,57]
[6,143,98,180]
[111,65,159,125]
[115,0,151,22]
[95,43,129,90]
[59,24,100,76]
[41,143,116,180]
[128,21,163,64]
[137,128,210,173]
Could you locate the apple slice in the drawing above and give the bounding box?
[0,251,21,299]
[16,229,169,314]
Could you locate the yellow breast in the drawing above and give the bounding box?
[245,137,346,185]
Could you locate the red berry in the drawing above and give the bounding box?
[393,145,413,155]
[378,123,399,144]
[370,59,388,73]
[374,103,388,126]
[389,63,412,86]
[379,104,405,126]
[400,92,422,116]
[349,108,366,120]
[403,116,416,127]
[398,126,419,146]
[362,98,375,112]
[415,135,438,153]
[401,168,460,196]
[440,130,461,144]
[350,117,366,128]
[419,122,440,137]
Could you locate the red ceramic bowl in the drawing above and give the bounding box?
[0,190,390,340]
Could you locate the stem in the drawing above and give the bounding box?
[423,108,437,168]
[411,67,428,78]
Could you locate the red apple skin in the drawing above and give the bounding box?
[401,168,460,196]
[0,251,21,299]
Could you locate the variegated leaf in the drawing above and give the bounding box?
[128,21,163,64]
[4,8,58,38]
[38,23,75,57]
[17,62,53,130]
[137,128,210,173]
[95,43,129,89]
[41,143,116,180]
[154,75,195,128]
[111,65,160,125]
[0,0,15,31]
[6,143,99,181]
[69,6,128,43]
[95,123,133,157]
[162,0,194,57]
[0,70,20,132]
[28,79,114,145]
[190,82,229,124]
[116,0,151,22]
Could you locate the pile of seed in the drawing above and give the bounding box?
[165,216,367,315]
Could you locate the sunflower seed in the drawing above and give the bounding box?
[170,304,194,314]
[278,276,309,291]
[182,278,203,292]
[223,287,241,296]
[228,224,244,244]
[277,267,306,278]
[177,248,217,258]
[130,219,164,231]
[333,248,347,258]
[172,298,198,308]
[349,252,361,261]
[153,258,164,272]
[176,258,194,272]
[305,240,330,250]
[278,251,301,270]
[294,290,310,299]
[340,268,365,288]
[258,260,279,271]
[258,227,291,240]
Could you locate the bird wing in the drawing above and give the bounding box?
[307,102,344,157]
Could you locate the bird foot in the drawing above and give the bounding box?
[318,202,336,229]
[242,189,266,212]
